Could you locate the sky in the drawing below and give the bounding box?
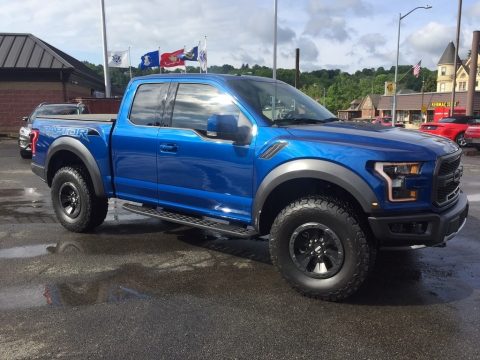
[1,0,479,73]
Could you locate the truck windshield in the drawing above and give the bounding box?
[228,78,337,126]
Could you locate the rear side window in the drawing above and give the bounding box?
[171,83,242,131]
[439,117,468,124]
[130,83,169,126]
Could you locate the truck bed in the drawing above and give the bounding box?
[36,114,117,122]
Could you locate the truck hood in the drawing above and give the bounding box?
[285,121,458,159]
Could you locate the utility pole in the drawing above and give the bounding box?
[392,5,432,127]
[450,0,462,117]
[466,31,479,115]
[295,48,300,88]
[421,75,426,122]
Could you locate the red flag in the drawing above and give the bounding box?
[160,49,185,69]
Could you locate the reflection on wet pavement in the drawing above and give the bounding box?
[0,284,47,310]
[0,244,54,259]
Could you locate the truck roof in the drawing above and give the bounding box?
[137,73,279,84]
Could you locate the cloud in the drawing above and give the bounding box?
[303,0,372,41]
[295,37,319,61]
[357,33,387,55]
[403,22,456,67]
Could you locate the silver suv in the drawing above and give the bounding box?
[19,103,89,158]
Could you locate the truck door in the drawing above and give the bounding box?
[112,82,169,205]
[156,82,256,224]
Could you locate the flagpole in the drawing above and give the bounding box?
[100,0,111,97]
[184,45,187,74]
[421,73,426,122]
[158,47,161,74]
[128,46,132,80]
[204,36,208,73]
[273,0,278,80]
[198,41,201,73]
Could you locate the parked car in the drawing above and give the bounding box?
[19,103,89,158]
[465,117,480,150]
[371,116,405,127]
[419,115,480,147]
[30,74,468,301]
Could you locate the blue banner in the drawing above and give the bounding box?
[139,51,160,69]
[178,46,198,61]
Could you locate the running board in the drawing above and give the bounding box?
[122,203,257,238]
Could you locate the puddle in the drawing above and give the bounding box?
[105,199,149,222]
[467,193,480,202]
[0,284,47,310]
[0,282,150,310]
[0,244,55,259]
[44,282,150,307]
[0,188,42,197]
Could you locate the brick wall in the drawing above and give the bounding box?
[0,81,92,134]
[0,81,64,133]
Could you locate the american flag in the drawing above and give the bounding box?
[413,60,421,78]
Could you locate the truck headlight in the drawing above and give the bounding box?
[374,162,421,202]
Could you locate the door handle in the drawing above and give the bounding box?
[159,143,178,153]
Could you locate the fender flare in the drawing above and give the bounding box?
[253,159,379,229]
[45,137,105,197]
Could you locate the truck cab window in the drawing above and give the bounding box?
[130,83,169,126]
[171,83,247,134]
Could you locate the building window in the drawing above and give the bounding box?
[441,66,446,76]
[459,82,467,91]
[476,81,479,88]
[440,83,446,92]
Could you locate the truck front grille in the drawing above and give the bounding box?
[433,151,462,207]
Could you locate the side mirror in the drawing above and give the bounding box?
[207,114,238,141]
[207,114,252,145]
[22,116,29,122]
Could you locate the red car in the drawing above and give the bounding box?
[465,118,480,150]
[419,115,480,147]
[371,116,405,127]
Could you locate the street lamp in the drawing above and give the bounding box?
[392,5,432,127]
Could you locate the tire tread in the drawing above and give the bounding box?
[269,196,374,301]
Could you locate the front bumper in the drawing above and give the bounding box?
[368,192,468,247]
[465,137,480,144]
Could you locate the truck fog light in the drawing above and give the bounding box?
[389,221,428,234]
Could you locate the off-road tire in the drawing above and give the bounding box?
[269,196,374,301]
[91,197,109,228]
[51,166,108,232]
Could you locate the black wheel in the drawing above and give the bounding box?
[455,132,467,147]
[51,166,107,232]
[20,149,31,159]
[269,196,374,301]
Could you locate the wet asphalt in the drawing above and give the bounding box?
[0,138,479,360]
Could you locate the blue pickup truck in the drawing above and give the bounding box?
[31,74,468,301]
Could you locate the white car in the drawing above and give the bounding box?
[19,103,89,158]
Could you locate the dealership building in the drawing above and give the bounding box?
[338,41,480,124]
[0,33,105,134]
